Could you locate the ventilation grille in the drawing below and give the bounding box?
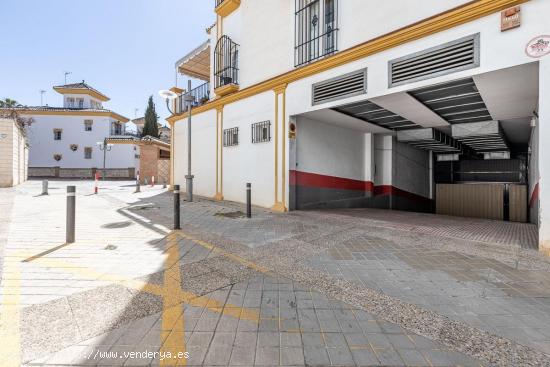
[312,69,367,105]
[389,34,479,87]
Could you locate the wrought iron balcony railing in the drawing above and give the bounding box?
[214,35,239,89]
[215,0,224,7]
[294,0,339,67]
[175,81,211,114]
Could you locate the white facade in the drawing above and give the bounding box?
[16,85,135,172]
[26,114,135,169]
[172,0,550,254]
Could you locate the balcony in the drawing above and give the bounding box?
[215,0,240,17]
[294,0,339,67]
[175,82,211,114]
[214,35,239,96]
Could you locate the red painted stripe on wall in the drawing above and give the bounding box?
[289,170,429,204]
[289,170,373,192]
[530,182,539,208]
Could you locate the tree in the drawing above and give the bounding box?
[0,98,22,108]
[142,96,159,138]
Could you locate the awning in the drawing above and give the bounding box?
[175,40,210,81]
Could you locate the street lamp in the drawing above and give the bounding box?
[96,138,113,181]
[159,80,195,202]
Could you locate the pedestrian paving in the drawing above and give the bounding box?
[1,180,550,366]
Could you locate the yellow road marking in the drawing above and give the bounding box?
[161,233,186,366]
[174,230,271,274]
[0,255,22,367]
[30,256,260,322]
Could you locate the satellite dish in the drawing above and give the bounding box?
[158,90,178,100]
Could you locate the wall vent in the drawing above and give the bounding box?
[312,68,367,105]
[389,34,479,87]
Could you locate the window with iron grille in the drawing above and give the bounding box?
[223,127,239,147]
[251,121,271,143]
[295,0,338,67]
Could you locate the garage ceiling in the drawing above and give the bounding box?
[333,100,419,131]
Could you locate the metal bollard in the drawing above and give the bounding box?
[66,186,76,244]
[173,184,181,230]
[135,178,141,193]
[42,180,48,195]
[246,183,252,218]
[163,179,167,189]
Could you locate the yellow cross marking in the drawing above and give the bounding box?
[0,229,268,365]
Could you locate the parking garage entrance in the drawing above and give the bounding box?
[290,63,539,227]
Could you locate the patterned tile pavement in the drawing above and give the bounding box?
[2,180,550,366]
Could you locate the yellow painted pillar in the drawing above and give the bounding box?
[272,84,288,212]
[214,105,224,201]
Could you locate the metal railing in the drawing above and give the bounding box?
[214,35,239,89]
[175,81,211,114]
[295,0,339,67]
[215,0,225,7]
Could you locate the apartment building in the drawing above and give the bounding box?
[168,0,550,255]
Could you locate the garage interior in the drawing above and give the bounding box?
[289,62,539,232]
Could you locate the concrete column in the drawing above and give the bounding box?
[364,133,375,197]
[539,58,550,256]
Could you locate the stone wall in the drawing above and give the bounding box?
[0,118,28,187]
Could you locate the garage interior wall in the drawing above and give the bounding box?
[290,117,432,211]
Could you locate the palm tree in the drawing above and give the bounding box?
[0,98,22,108]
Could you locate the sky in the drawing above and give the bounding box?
[0,0,214,127]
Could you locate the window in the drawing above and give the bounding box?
[84,147,92,159]
[53,129,62,140]
[111,122,123,135]
[223,127,239,147]
[159,150,170,159]
[67,98,75,108]
[84,120,93,131]
[77,98,84,109]
[90,100,102,109]
[251,121,271,143]
[295,0,339,67]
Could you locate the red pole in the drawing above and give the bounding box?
[94,172,99,194]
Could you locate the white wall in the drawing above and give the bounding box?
[219,0,473,89]
[25,114,135,169]
[295,116,368,182]
[529,116,539,225]
[373,135,392,187]
[0,118,28,187]
[223,92,275,207]
[392,140,430,198]
[538,58,550,254]
[173,109,217,199]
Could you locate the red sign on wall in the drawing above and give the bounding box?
[501,6,521,32]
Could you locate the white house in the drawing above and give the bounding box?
[168,0,550,255]
[6,82,138,179]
